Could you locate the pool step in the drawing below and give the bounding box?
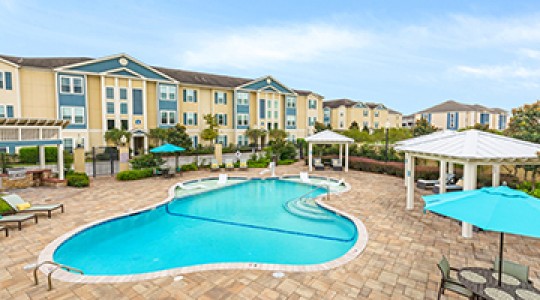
[284,198,333,221]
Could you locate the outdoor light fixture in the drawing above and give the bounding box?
[120,135,127,146]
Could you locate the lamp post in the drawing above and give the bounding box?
[384,121,390,162]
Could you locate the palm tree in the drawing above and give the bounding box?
[268,129,288,143]
[104,128,132,146]
[245,128,267,150]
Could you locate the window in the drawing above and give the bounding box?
[0,72,3,89]
[237,93,249,105]
[480,113,490,125]
[374,111,379,117]
[121,120,129,130]
[237,114,248,126]
[160,110,176,125]
[308,99,317,109]
[0,105,12,118]
[237,135,248,146]
[374,122,379,129]
[185,89,197,102]
[339,122,344,128]
[308,117,317,126]
[106,87,114,99]
[267,101,271,108]
[119,88,128,100]
[267,122,272,130]
[267,111,271,119]
[286,97,296,108]
[63,138,73,153]
[324,108,330,118]
[216,135,228,146]
[215,113,227,126]
[274,111,278,119]
[286,115,296,127]
[0,106,4,118]
[363,121,368,128]
[274,123,278,129]
[60,76,84,94]
[107,119,115,130]
[215,92,226,104]
[106,102,115,114]
[120,103,128,114]
[288,134,296,143]
[449,113,456,128]
[191,135,198,148]
[184,112,197,125]
[363,110,368,117]
[274,100,278,109]
[60,106,85,125]
[160,85,176,101]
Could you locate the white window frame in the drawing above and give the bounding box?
[106,102,115,114]
[119,88,128,100]
[216,135,227,146]
[308,116,317,126]
[160,110,176,125]
[105,86,115,99]
[286,115,296,127]
[215,113,227,125]
[185,112,196,125]
[237,114,248,126]
[60,75,84,95]
[120,102,128,115]
[63,138,74,153]
[186,89,196,102]
[237,93,249,105]
[60,106,85,125]
[374,111,379,117]
[0,71,4,90]
[309,99,317,109]
[286,97,296,108]
[0,104,11,118]
[374,122,379,129]
[215,92,226,104]
[160,85,176,101]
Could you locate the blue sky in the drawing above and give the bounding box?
[1,0,539,114]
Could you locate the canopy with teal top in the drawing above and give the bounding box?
[423,186,540,286]
[150,143,185,171]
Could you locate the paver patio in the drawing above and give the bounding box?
[1,162,539,299]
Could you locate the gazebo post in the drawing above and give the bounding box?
[404,153,410,186]
[448,162,454,175]
[345,143,349,172]
[38,145,46,169]
[462,162,477,238]
[57,143,64,180]
[339,144,343,163]
[308,142,313,172]
[492,164,501,187]
[406,154,415,210]
[439,159,447,194]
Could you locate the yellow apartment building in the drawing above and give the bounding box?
[323,99,402,130]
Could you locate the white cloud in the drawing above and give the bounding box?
[518,48,540,60]
[177,24,371,69]
[454,64,540,80]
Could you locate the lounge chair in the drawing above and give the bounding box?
[217,174,228,185]
[300,172,311,183]
[225,159,234,171]
[0,225,8,237]
[493,257,532,284]
[177,182,205,190]
[239,159,248,170]
[331,159,343,171]
[210,159,220,172]
[3,194,64,219]
[313,158,325,171]
[437,256,474,300]
[0,213,38,230]
[433,179,464,194]
[417,174,456,189]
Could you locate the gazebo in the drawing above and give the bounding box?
[305,130,354,172]
[396,129,540,237]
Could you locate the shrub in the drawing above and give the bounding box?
[19,146,73,165]
[130,154,165,170]
[277,159,296,165]
[116,169,153,181]
[248,156,271,168]
[348,156,441,179]
[66,172,90,188]
[180,163,198,172]
[0,197,13,214]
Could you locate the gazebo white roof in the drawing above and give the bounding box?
[395,130,457,146]
[395,130,540,163]
[305,130,354,144]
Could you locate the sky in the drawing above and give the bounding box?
[1,0,539,114]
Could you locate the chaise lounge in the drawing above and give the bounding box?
[0,213,38,230]
[3,194,64,219]
[331,159,343,171]
[225,159,234,171]
[210,159,220,172]
[417,174,456,189]
[239,159,248,170]
[0,225,8,237]
[313,158,325,171]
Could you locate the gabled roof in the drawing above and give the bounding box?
[237,75,296,94]
[0,55,92,69]
[418,100,507,114]
[323,99,357,108]
[395,130,540,163]
[305,130,354,144]
[155,66,251,87]
[388,109,402,115]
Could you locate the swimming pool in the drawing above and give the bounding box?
[42,177,367,282]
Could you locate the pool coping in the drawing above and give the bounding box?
[38,174,368,283]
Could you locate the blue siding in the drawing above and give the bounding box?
[58,73,86,129]
[285,107,296,116]
[109,70,138,77]
[70,57,169,81]
[0,139,62,148]
[237,105,249,113]
[242,78,292,93]
[133,89,143,115]
[159,100,177,110]
[259,99,266,119]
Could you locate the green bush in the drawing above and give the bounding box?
[19,146,73,165]
[277,159,296,165]
[247,156,271,168]
[0,197,13,214]
[66,172,90,188]
[116,169,153,181]
[180,163,198,172]
[130,154,165,170]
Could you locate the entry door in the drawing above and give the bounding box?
[133,137,144,156]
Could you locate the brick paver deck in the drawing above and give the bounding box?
[2,162,539,299]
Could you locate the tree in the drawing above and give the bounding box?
[412,118,438,137]
[268,129,288,143]
[200,114,219,145]
[147,128,169,146]
[349,121,359,130]
[314,121,327,133]
[245,128,266,148]
[459,123,500,134]
[166,124,193,150]
[104,128,132,145]
[362,124,369,132]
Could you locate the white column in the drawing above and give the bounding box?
[404,153,410,186]
[448,162,454,175]
[339,144,343,162]
[57,144,64,180]
[492,165,501,187]
[345,143,349,172]
[462,162,477,238]
[308,143,313,172]
[38,145,46,169]
[406,155,416,210]
[439,160,447,194]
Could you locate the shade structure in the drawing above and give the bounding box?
[423,186,540,286]
[149,143,185,153]
[305,130,354,172]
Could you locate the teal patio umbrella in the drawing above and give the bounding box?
[423,186,540,286]
[150,143,185,171]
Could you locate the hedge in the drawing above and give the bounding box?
[116,169,153,181]
[19,146,73,165]
[348,156,442,179]
[66,172,90,188]
[180,163,198,172]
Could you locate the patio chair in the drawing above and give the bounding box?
[417,174,456,189]
[300,172,311,183]
[0,213,38,230]
[433,179,464,194]
[0,225,8,237]
[437,256,475,300]
[210,159,220,172]
[313,158,325,171]
[493,257,532,284]
[161,168,174,179]
[331,159,343,171]
[239,159,248,170]
[2,194,64,219]
[225,159,234,171]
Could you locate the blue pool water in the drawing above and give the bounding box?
[54,179,358,275]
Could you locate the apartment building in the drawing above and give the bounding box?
[323,99,402,130]
[413,100,509,131]
[0,53,324,154]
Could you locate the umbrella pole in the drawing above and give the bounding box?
[498,232,504,287]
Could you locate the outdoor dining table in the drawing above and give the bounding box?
[458,267,540,299]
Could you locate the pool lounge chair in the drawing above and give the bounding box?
[177,182,205,190]
[417,174,456,189]
[331,159,343,171]
[225,159,234,171]
[300,172,311,183]
[210,159,220,172]
[217,174,228,185]
[239,159,248,170]
[0,213,38,230]
[3,194,64,219]
[313,158,325,171]
[433,179,463,194]
[0,225,8,237]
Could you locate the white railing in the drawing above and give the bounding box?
[0,127,61,141]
